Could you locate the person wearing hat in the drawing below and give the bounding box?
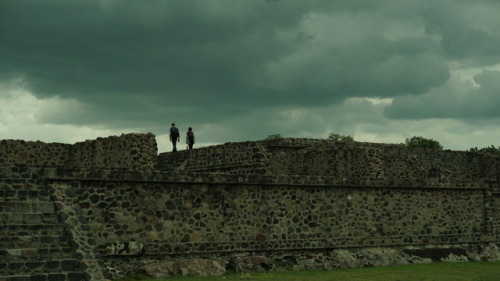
[169,123,180,152]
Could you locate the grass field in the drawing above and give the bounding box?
[116,261,500,281]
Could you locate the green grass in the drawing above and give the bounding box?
[115,261,500,281]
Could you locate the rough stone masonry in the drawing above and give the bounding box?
[1,134,499,280]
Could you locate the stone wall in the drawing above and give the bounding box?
[262,139,497,188]
[1,134,500,280]
[157,141,269,174]
[70,133,157,171]
[0,133,157,171]
[0,139,71,167]
[46,169,499,278]
[0,166,89,280]
[0,133,157,280]
[158,138,497,188]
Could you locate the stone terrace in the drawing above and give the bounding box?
[1,134,499,280]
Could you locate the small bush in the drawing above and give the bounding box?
[404,136,442,150]
[468,145,500,155]
[327,132,354,142]
[265,134,283,140]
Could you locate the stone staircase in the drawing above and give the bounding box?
[0,181,87,281]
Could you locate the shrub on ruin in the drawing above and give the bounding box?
[468,145,500,155]
[403,136,442,150]
[265,134,283,140]
[327,132,354,142]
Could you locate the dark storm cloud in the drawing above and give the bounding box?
[2,0,500,131]
[268,35,449,99]
[385,71,500,119]
[1,0,317,123]
[422,1,500,64]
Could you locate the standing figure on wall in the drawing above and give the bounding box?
[169,123,180,152]
[186,127,195,150]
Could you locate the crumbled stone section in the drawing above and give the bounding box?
[0,139,71,167]
[143,259,226,277]
[70,133,157,171]
[0,133,157,171]
[1,134,499,279]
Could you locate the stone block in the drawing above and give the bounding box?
[61,260,79,271]
[32,202,54,214]
[66,272,86,281]
[104,242,144,256]
[47,274,65,281]
[0,203,16,213]
[25,261,44,270]
[29,275,47,281]
[6,214,24,223]
[8,262,24,271]
[6,249,23,256]
[5,276,30,281]
[44,261,61,270]
[23,214,42,224]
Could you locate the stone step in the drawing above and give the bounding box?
[0,259,82,276]
[0,224,67,237]
[0,234,71,248]
[0,201,55,214]
[0,213,59,224]
[0,247,76,263]
[0,189,51,201]
[0,272,87,281]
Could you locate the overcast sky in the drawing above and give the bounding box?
[2,0,500,152]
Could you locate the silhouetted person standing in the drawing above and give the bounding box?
[186,127,195,150]
[169,123,180,152]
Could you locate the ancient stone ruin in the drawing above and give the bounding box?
[1,133,499,280]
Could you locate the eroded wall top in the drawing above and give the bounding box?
[261,138,500,188]
[1,134,499,189]
[0,133,157,171]
[158,137,500,189]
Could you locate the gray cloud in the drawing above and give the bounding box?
[2,0,500,146]
[385,71,500,119]
[422,1,500,64]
